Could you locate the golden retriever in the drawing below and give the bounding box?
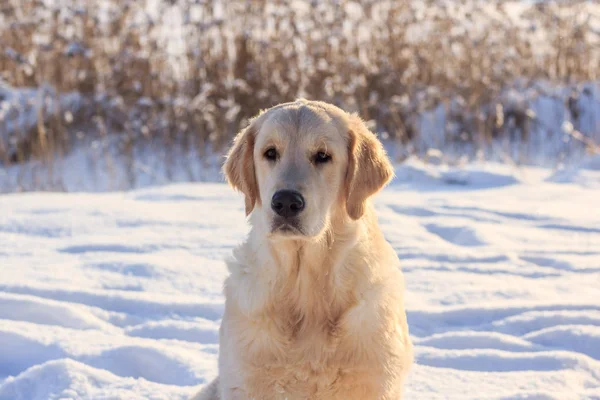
[191,99,412,400]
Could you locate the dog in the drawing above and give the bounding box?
[191,99,412,400]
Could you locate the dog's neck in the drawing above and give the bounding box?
[229,206,377,321]
[257,207,363,277]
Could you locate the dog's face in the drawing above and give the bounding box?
[252,105,348,238]
[224,100,394,240]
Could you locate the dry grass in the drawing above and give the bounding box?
[0,0,599,190]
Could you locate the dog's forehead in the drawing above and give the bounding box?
[258,104,346,146]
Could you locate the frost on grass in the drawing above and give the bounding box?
[1,0,599,192]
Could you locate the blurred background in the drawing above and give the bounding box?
[1,0,599,192]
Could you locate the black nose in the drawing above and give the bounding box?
[271,190,305,218]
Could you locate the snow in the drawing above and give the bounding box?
[548,154,600,189]
[1,162,600,399]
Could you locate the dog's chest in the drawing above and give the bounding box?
[223,245,400,398]
[234,304,384,399]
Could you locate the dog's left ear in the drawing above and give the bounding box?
[344,115,394,220]
[223,121,260,215]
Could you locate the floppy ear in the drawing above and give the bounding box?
[223,122,260,215]
[344,115,394,220]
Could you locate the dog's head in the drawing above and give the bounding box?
[224,99,394,240]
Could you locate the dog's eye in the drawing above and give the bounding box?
[264,148,278,161]
[314,151,331,164]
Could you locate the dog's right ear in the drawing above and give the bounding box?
[223,121,260,216]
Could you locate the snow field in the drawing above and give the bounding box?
[0,161,599,399]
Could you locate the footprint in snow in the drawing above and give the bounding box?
[424,223,487,247]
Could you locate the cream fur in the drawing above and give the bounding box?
[191,100,412,400]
